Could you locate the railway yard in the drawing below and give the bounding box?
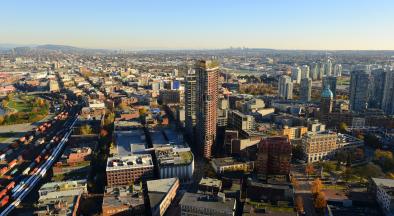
[0,93,81,215]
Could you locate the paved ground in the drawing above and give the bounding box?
[0,114,54,148]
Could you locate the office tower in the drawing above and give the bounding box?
[278,75,293,100]
[369,69,386,109]
[256,137,292,175]
[196,60,219,159]
[291,67,301,84]
[300,78,312,102]
[310,62,319,80]
[318,63,325,80]
[382,70,394,115]
[323,76,337,98]
[185,73,197,138]
[320,85,334,114]
[325,59,333,76]
[333,64,343,77]
[301,65,310,79]
[350,70,371,112]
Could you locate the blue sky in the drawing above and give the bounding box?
[0,0,393,50]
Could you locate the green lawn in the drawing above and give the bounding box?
[6,97,34,112]
[248,201,294,212]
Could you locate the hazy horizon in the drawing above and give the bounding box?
[1,0,394,50]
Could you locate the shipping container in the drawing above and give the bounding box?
[8,159,17,169]
[0,189,7,199]
[10,168,18,176]
[5,181,15,190]
[34,156,41,164]
[0,195,9,208]
[0,167,7,175]
[29,167,38,175]
[22,167,31,175]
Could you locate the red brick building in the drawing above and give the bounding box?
[196,60,219,159]
[256,137,291,175]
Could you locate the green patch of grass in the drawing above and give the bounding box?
[52,173,65,181]
[248,201,294,212]
[6,98,33,113]
[323,184,347,190]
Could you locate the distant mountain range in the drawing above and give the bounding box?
[1,43,394,56]
[0,44,112,55]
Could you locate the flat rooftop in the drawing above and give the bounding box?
[103,186,144,209]
[211,157,249,167]
[115,129,147,156]
[149,129,169,147]
[106,154,153,172]
[147,178,178,208]
[155,146,193,166]
[199,177,222,188]
[38,179,87,201]
[372,178,394,188]
[179,192,235,212]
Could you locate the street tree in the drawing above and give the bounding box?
[311,178,323,194]
[305,163,315,179]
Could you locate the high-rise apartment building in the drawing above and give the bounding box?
[196,60,219,159]
[318,63,325,80]
[301,65,310,79]
[320,86,334,114]
[278,75,293,100]
[350,70,371,112]
[382,70,394,115]
[323,76,337,98]
[291,67,301,84]
[310,62,319,80]
[256,137,292,175]
[325,59,333,76]
[369,69,386,109]
[185,73,197,138]
[333,64,342,77]
[300,78,312,102]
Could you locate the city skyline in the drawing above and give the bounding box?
[1,0,394,50]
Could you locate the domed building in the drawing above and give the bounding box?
[320,85,334,114]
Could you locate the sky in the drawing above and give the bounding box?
[0,0,393,50]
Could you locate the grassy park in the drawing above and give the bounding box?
[0,93,50,125]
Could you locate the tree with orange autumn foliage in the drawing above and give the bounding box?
[311,178,323,194]
[100,129,108,137]
[291,177,300,190]
[305,163,315,179]
[314,192,327,211]
[295,195,304,213]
